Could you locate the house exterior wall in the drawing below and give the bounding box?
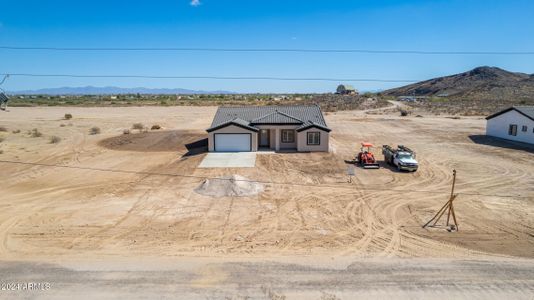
[296,128,330,152]
[208,125,330,152]
[208,125,258,151]
[255,125,299,150]
[486,110,534,145]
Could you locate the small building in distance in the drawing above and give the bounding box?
[336,84,358,95]
[485,106,534,145]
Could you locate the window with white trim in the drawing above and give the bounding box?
[281,130,295,143]
[307,132,320,145]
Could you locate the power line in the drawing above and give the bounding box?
[0,73,419,83]
[1,46,534,55]
[0,159,529,199]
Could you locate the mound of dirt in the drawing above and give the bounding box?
[195,175,264,197]
[98,130,206,152]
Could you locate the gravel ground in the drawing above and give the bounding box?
[1,257,533,299]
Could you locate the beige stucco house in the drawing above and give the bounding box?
[207,105,331,152]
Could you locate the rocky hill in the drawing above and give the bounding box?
[383,66,534,102]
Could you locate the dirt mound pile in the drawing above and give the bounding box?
[195,175,263,197]
[98,130,205,152]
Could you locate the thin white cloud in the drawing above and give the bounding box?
[190,0,201,7]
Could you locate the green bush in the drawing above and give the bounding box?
[30,128,42,137]
[132,123,144,130]
[89,127,101,135]
[49,136,61,144]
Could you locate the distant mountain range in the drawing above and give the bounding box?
[383,66,534,102]
[9,86,235,95]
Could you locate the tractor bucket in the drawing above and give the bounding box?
[363,163,380,169]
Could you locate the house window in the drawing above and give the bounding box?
[521,125,527,132]
[281,130,295,143]
[307,132,320,145]
[508,124,517,136]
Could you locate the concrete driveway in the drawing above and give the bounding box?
[198,152,256,168]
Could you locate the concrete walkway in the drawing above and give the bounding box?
[198,152,256,168]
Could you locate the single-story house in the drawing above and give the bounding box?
[485,106,534,145]
[206,105,331,152]
[336,84,358,95]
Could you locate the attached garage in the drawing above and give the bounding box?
[206,106,330,153]
[214,133,251,152]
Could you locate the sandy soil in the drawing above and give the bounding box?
[0,105,532,261]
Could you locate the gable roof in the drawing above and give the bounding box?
[296,121,332,132]
[486,106,534,121]
[207,105,330,132]
[206,118,260,132]
[251,110,303,124]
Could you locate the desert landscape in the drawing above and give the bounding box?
[0,104,533,298]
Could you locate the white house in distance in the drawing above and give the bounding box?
[485,106,534,145]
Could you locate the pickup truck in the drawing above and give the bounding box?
[382,145,419,172]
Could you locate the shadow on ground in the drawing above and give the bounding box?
[468,135,534,154]
[183,138,208,157]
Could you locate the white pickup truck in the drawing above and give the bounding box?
[382,145,419,172]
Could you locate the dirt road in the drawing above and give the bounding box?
[1,257,533,299]
[0,105,533,297]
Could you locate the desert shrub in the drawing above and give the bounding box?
[12,129,21,133]
[151,124,161,130]
[132,123,144,130]
[0,137,4,142]
[64,113,73,120]
[123,129,130,135]
[89,127,101,135]
[60,124,66,127]
[0,126,7,132]
[49,136,61,144]
[0,150,3,154]
[400,109,409,117]
[416,115,423,118]
[30,128,42,137]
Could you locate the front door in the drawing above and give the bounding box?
[259,129,270,147]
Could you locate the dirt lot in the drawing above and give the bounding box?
[1,105,533,298]
[0,105,532,261]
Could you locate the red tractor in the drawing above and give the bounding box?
[356,142,380,169]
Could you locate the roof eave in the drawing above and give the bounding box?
[206,122,259,133]
[296,124,332,132]
[486,107,534,121]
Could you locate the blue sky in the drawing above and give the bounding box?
[1,0,534,93]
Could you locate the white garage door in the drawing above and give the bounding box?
[214,134,251,152]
